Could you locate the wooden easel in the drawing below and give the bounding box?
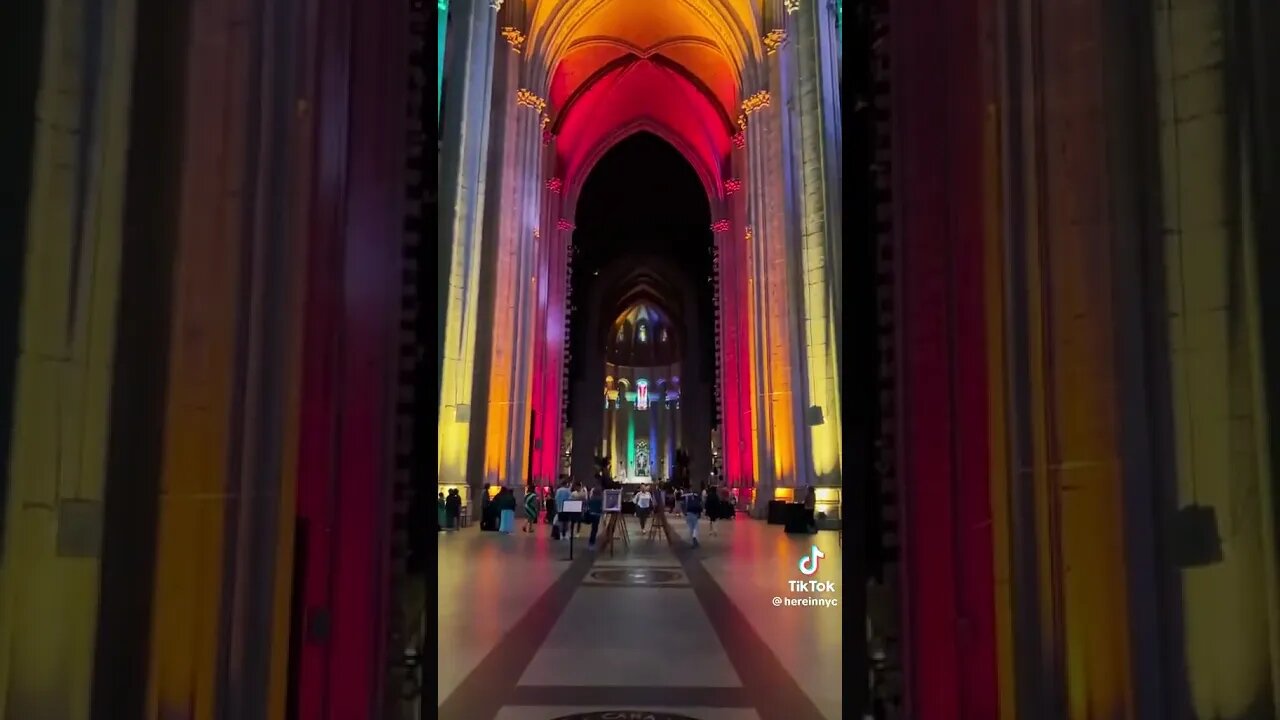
[645,502,671,544]
[600,511,630,557]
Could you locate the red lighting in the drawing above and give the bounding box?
[723,178,742,195]
[732,131,745,149]
[557,218,575,231]
[547,177,563,192]
[711,219,731,233]
[542,130,555,146]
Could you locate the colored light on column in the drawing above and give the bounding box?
[636,379,649,410]
[783,0,799,14]
[557,218,575,231]
[547,177,562,192]
[723,178,742,194]
[732,131,745,149]
[711,219,731,233]
[516,88,547,113]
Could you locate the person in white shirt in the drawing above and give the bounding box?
[633,486,654,530]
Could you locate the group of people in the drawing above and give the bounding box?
[436,477,751,550]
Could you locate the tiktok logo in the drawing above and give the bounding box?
[798,545,825,576]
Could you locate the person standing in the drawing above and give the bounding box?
[497,487,517,534]
[569,482,586,537]
[683,487,703,548]
[633,485,654,530]
[480,483,496,531]
[445,488,461,530]
[523,483,540,533]
[803,485,817,532]
[437,492,447,532]
[586,487,604,550]
[554,481,572,540]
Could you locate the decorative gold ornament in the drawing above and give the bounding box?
[516,88,547,113]
[500,26,525,52]
[737,114,748,130]
[783,0,800,14]
[742,90,771,116]
[763,29,787,55]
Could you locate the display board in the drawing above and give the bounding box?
[603,489,622,513]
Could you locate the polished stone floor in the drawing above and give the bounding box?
[438,510,843,720]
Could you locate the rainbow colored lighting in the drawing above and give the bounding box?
[501,26,525,53]
[724,178,742,195]
[742,91,771,116]
[547,177,563,193]
[711,219,731,233]
[763,29,787,55]
[516,88,546,114]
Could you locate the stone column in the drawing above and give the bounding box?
[439,0,499,489]
[782,0,843,485]
[0,1,138,716]
[1150,0,1280,712]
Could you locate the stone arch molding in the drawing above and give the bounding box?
[527,0,764,85]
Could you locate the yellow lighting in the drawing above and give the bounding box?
[814,487,840,503]
[773,488,795,502]
[500,26,525,52]
[742,90,771,116]
[541,114,551,128]
[487,485,501,499]
[516,88,547,114]
[763,29,787,55]
[737,114,748,130]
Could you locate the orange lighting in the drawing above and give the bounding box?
[773,487,796,502]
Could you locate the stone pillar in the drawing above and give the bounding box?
[476,0,547,489]
[438,0,498,489]
[0,1,138,716]
[782,0,843,485]
[1151,0,1280,713]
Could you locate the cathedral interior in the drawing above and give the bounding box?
[0,0,1278,718]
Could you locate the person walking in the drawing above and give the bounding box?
[523,483,540,533]
[705,486,720,536]
[683,487,703,548]
[633,485,654,531]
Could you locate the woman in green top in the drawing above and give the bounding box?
[523,483,540,533]
[437,492,446,532]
